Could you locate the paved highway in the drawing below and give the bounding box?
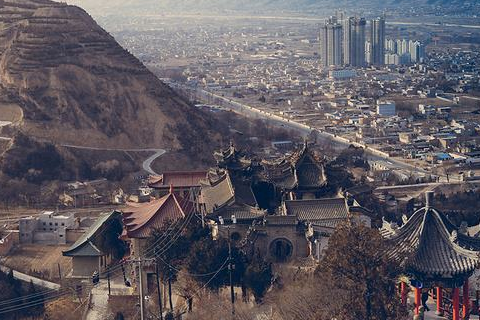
[0,121,12,141]
[186,85,437,178]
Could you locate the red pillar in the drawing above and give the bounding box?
[401,282,407,306]
[436,287,444,316]
[463,279,469,320]
[453,287,460,320]
[415,287,421,315]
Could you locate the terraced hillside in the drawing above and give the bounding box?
[0,0,222,181]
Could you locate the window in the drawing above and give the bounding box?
[49,222,52,226]
[270,238,293,262]
[55,223,58,226]
[43,222,46,226]
[61,223,65,226]
[230,232,241,242]
[59,235,63,237]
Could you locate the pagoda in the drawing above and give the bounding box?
[260,141,328,201]
[382,191,480,320]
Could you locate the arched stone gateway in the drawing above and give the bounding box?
[269,238,294,262]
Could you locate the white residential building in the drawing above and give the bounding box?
[20,211,75,245]
[376,101,396,117]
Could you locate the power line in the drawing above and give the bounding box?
[141,188,199,257]
[0,287,64,306]
[73,189,197,282]
[156,256,228,277]
[104,187,198,279]
[0,187,200,315]
[176,258,229,315]
[146,209,195,258]
[0,284,92,315]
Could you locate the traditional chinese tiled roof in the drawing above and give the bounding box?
[261,159,297,190]
[284,198,349,226]
[214,144,251,170]
[265,215,298,226]
[312,219,348,229]
[122,192,191,239]
[294,148,327,189]
[63,211,120,257]
[230,175,257,207]
[261,142,327,191]
[201,171,235,213]
[384,205,480,279]
[201,170,257,214]
[208,204,265,223]
[148,171,207,189]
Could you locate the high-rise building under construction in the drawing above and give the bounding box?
[343,17,366,67]
[370,16,385,65]
[320,16,343,67]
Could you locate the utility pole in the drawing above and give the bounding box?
[138,258,145,320]
[219,215,236,318]
[155,261,164,320]
[107,266,111,296]
[228,226,235,317]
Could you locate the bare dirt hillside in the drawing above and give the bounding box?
[0,0,223,181]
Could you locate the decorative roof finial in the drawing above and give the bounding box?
[169,184,174,194]
[425,191,434,209]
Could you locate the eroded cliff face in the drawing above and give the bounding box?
[0,0,218,150]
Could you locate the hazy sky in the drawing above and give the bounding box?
[62,0,351,16]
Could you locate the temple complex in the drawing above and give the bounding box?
[201,142,371,262]
[259,141,328,201]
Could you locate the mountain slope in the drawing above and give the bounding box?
[0,0,224,183]
[0,0,221,148]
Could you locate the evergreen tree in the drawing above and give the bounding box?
[243,252,273,303]
[96,215,127,260]
[0,270,27,319]
[314,222,407,320]
[22,280,45,319]
[185,236,246,291]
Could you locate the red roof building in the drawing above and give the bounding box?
[148,171,207,190]
[123,191,192,239]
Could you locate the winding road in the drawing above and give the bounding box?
[0,121,12,142]
[60,144,166,175]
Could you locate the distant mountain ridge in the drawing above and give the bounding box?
[65,0,477,14]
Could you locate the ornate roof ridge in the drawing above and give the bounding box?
[426,208,480,259]
[384,202,480,277]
